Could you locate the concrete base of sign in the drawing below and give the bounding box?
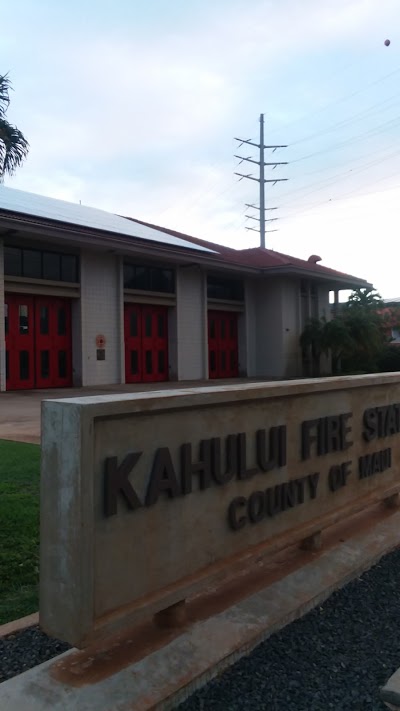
[300,530,322,551]
[1,508,400,711]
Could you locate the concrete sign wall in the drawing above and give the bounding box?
[40,374,400,648]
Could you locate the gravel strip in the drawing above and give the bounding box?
[177,547,400,711]
[0,626,70,683]
[1,549,400,709]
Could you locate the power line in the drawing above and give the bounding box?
[291,114,400,164]
[279,145,400,208]
[267,60,400,140]
[290,90,400,147]
[157,58,400,230]
[234,114,288,248]
[279,161,400,224]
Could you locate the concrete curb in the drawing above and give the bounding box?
[0,612,39,639]
[1,512,400,710]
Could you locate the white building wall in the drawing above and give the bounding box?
[254,279,284,377]
[318,283,332,375]
[80,252,122,386]
[168,306,178,381]
[318,284,330,320]
[250,276,309,379]
[71,299,83,386]
[176,266,207,380]
[0,240,5,392]
[281,280,302,378]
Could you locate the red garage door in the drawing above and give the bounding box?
[208,310,239,379]
[124,304,168,383]
[5,294,72,390]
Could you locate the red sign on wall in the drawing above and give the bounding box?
[96,334,106,348]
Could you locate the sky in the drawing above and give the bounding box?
[1,0,400,297]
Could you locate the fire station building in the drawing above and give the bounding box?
[0,186,369,392]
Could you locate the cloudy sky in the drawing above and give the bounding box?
[1,0,400,296]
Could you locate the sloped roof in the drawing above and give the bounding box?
[0,186,215,254]
[0,185,370,288]
[127,217,370,286]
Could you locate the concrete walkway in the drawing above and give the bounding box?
[0,379,266,444]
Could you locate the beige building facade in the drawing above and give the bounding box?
[0,186,370,392]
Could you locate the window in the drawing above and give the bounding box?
[41,351,50,379]
[4,246,79,283]
[207,275,244,301]
[130,311,138,337]
[61,255,78,282]
[23,249,42,279]
[19,351,30,380]
[57,308,67,335]
[123,263,175,293]
[123,264,136,289]
[19,305,29,334]
[151,268,174,293]
[145,314,152,337]
[145,350,152,374]
[58,351,67,378]
[40,307,49,335]
[133,266,150,291]
[4,247,22,276]
[130,351,138,374]
[43,252,61,281]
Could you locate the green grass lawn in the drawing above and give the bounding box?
[0,440,40,624]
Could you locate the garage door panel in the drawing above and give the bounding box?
[208,310,239,379]
[5,295,35,390]
[124,304,168,383]
[5,294,72,390]
[124,304,142,383]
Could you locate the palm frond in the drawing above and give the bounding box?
[0,117,29,177]
[0,74,11,117]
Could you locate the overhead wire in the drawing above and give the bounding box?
[279,165,400,224]
[157,54,400,232]
[266,54,400,138]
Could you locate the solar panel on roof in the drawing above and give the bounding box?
[0,186,215,254]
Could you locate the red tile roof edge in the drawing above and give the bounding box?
[125,217,370,286]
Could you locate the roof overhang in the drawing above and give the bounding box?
[259,264,371,290]
[0,211,256,273]
[0,210,371,289]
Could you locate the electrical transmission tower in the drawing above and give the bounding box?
[234,113,288,248]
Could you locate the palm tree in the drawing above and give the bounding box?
[323,317,353,375]
[300,318,325,376]
[346,287,383,311]
[0,74,29,179]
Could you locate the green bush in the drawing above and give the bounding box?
[377,345,400,373]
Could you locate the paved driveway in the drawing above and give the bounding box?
[0,379,265,444]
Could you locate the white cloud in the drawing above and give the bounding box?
[2,0,400,298]
[279,181,400,296]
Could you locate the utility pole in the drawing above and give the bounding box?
[234,114,288,249]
